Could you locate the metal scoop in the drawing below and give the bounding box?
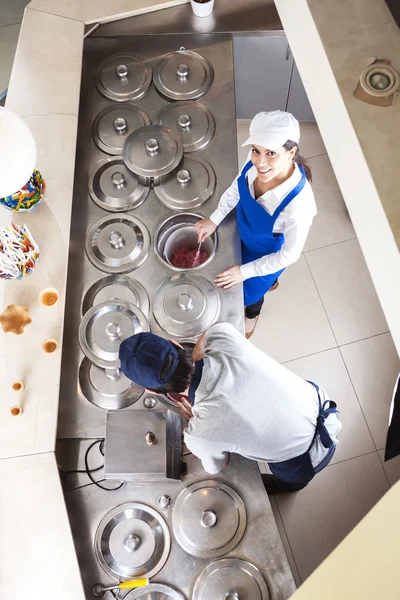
[92,578,149,597]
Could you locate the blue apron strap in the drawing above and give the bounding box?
[188,359,204,405]
[307,380,339,449]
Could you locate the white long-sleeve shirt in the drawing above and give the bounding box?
[184,323,341,475]
[210,155,317,280]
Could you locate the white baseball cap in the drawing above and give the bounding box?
[242,110,300,150]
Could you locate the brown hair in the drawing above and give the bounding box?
[283,140,312,183]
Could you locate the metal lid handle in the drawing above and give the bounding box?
[105,367,120,381]
[177,169,191,185]
[178,294,193,311]
[145,138,160,154]
[113,117,128,133]
[124,533,141,552]
[176,63,189,79]
[224,593,240,600]
[109,231,125,250]
[201,509,218,528]
[105,322,121,340]
[116,64,129,79]
[111,172,126,189]
[177,114,191,129]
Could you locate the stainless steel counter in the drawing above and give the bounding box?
[59,33,243,438]
[88,0,282,37]
[60,450,296,599]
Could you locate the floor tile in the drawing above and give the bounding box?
[276,452,389,582]
[298,122,326,159]
[378,449,400,487]
[285,348,375,464]
[269,495,302,587]
[341,334,399,450]
[304,153,356,251]
[251,255,337,363]
[305,239,388,345]
[0,0,29,27]
[0,24,20,92]
[236,119,251,170]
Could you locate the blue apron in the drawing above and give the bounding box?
[236,161,307,306]
[268,381,339,484]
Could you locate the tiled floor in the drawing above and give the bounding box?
[237,120,400,585]
[0,0,29,92]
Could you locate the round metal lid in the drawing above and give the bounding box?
[89,157,150,212]
[172,480,246,558]
[94,502,171,581]
[155,102,215,153]
[153,274,220,338]
[154,50,214,101]
[154,156,216,211]
[123,125,183,178]
[86,215,150,274]
[193,558,270,600]
[79,357,143,410]
[95,53,152,102]
[125,584,186,600]
[82,275,150,317]
[78,299,149,369]
[92,105,151,155]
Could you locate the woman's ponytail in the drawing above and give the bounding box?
[283,140,312,183]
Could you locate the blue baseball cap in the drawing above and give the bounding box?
[119,332,179,389]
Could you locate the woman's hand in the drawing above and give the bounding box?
[194,218,217,242]
[215,265,244,289]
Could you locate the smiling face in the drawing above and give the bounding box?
[250,143,296,184]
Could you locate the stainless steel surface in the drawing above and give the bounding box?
[172,480,246,558]
[155,102,215,153]
[123,125,183,178]
[85,214,151,273]
[82,275,150,317]
[94,502,171,580]
[78,299,149,368]
[153,273,220,338]
[153,50,214,101]
[89,157,150,212]
[92,104,151,155]
[78,358,143,410]
[62,454,296,599]
[104,409,182,481]
[125,584,185,600]
[155,213,217,271]
[59,34,243,439]
[93,0,281,37]
[154,157,216,211]
[192,558,270,600]
[95,53,152,102]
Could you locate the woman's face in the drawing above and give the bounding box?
[250,144,296,184]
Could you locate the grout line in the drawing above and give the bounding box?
[337,345,380,453]
[377,451,392,488]
[304,151,327,160]
[303,235,357,254]
[326,449,380,469]
[0,21,23,28]
[272,496,303,585]
[324,19,394,44]
[338,330,391,349]
[304,237,359,256]
[26,6,84,23]
[302,253,340,346]
[282,344,339,366]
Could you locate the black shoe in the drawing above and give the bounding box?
[261,473,308,494]
[261,474,285,494]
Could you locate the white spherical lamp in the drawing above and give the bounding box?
[0,106,37,198]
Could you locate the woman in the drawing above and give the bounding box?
[195,110,316,338]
